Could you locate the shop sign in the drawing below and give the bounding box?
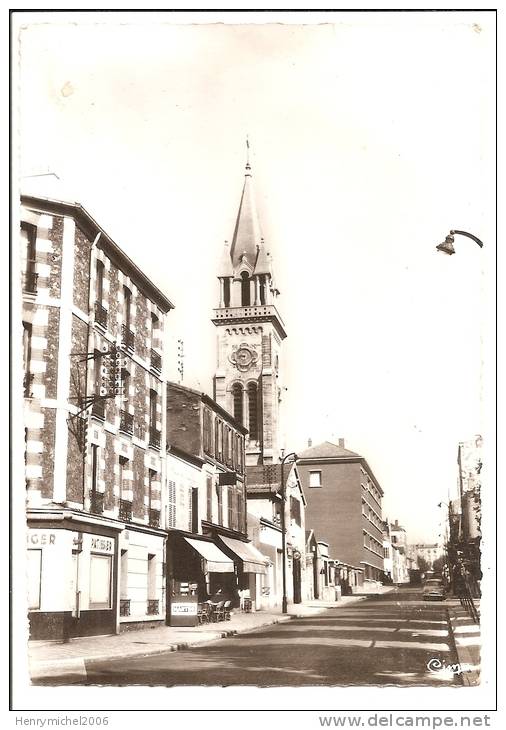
[27,531,56,546]
[90,536,114,554]
[171,602,197,616]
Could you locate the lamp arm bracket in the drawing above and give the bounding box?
[450,230,484,248]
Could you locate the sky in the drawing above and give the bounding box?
[15,11,495,544]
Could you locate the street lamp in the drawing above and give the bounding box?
[436,229,484,255]
[280,451,298,614]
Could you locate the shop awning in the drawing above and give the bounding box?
[218,536,269,574]
[183,537,234,573]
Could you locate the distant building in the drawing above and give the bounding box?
[382,521,393,581]
[297,439,385,586]
[390,520,410,583]
[407,543,443,570]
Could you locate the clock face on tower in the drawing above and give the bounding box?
[229,343,258,372]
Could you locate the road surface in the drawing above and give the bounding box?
[35,588,461,687]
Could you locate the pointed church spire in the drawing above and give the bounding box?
[230,139,263,273]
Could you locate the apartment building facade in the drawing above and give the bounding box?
[165,382,267,619]
[297,440,385,586]
[21,195,174,639]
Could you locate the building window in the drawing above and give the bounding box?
[167,479,176,528]
[227,486,234,530]
[224,278,231,308]
[120,549,128,600]
[123,286,132,330]
[241,272,250,306]
[206,474,213,522]
[149,389,159,445]
[203,409,213,456]
[151,312,159,343]
[232,383,243,425]
[148,468,156,511]
[290,496,301,527]
[147,553,157,603]
[247,382,258,440]
[96,260,104,302]
[22,322,33,397]
[214,417,220,459]
[91,445,98,490]
[237,487,244,533]
[149,389,156,427]
[190,487,199,533]
[89,554,112,609]
[27,549,42,610]
[217,482,223,526]
[21,222,38,293]
[309,470,322,488]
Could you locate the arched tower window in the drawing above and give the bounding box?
[241,272,250,306]
[259,275,266,305]
[223,278,231,308]
[232,383,243,424]
[248,382,258,440]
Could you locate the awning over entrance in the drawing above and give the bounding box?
[219,536,268,574]
[183,537,234,573]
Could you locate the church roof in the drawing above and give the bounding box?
[297,441,361,460]
[230,161,262,273]
[225,154,273,279]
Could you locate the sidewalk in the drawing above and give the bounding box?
[445,598,481,687]
[29,594,370,681]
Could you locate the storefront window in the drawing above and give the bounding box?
[27,549,42,609]
[89,553,112,609]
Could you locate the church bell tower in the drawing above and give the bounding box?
[212,150,286,465]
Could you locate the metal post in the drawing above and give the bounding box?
[280,452,298,614]
[281,457,287,614]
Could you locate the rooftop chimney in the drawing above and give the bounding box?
[307,438,312,448]
[338,438,345,448]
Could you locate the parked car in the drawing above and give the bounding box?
[422,578,446,601]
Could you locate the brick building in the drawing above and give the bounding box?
[21,195,174,639]
[297,440,386,586]
[165,382,267,619]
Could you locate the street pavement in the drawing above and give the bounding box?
[31,587,479,687]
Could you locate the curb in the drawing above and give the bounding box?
[30,614,296,681]
[30,597,373,681]
[445,605,480,687]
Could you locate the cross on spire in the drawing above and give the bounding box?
[245,135,251,173]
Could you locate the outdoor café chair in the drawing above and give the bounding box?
[214,600,226,622]
[223,600,232,620]
[197,602,211,624]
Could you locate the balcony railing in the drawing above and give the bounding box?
[150,349,162,373]
[92,397,106,420]
[23,373,34,398]
[146,599,159,616]
[94,301,108,329]
[148,508,160,528]
[23,267,38,294]
[119,499,132,522]
[90,491,104,515]
[121,324,135,352]
[119,409,134,435]
[149,427,161,450]
[120,599,131,617]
